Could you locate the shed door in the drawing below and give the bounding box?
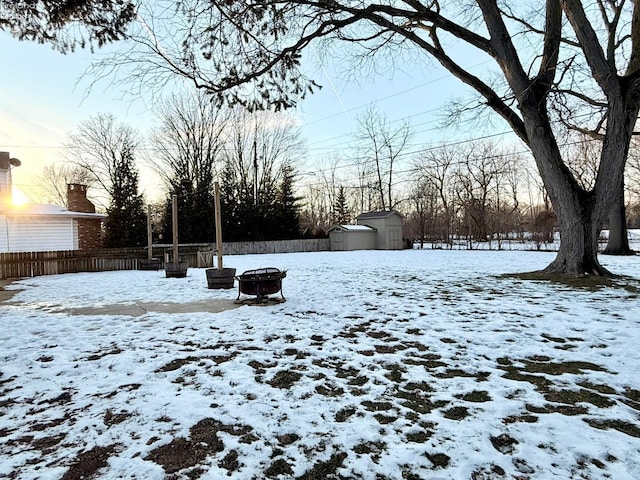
[387,227,402,249]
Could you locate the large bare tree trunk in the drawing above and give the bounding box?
[603,178,633,255]
[543,190,609,275]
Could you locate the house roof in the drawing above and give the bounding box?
[328,224,376,233]
[1,203,106,219]
[356,210,404,220]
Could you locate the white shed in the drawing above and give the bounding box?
[356,210,404,250]
[328,225,377,251]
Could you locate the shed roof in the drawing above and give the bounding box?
[356,210,404,220]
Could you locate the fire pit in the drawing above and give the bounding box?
[235,267,286,304]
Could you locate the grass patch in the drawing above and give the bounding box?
[335,406,357,422]
[425,452,450,468]
[406,430,433,443]
[584,418,640,437]
[268,370,302,389]
[526,403,588,416]
[315,383,345,397]
[145,417,251,474]
[457,390,491,403]
[489,433,519,454]
[103,409,132,426]
[442,406,469,420]
[374,414,398,424]
[544,388,615,408]
[353,440,386,457]
[361,400,394,412]
[276,433,300,446]
[502,271,640,292]
[155,356,199,373]
[295,452,348,480]
[264,458,293,478]
[502,414,538,424]
[522,359,607,375]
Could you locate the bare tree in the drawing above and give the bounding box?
[34,162,95,206]
[413,144,459,247]
[64,112,142,210]
[353,107,412,211]
[222,107,305,200]
[148,92,228,194]
[220,107,306,240]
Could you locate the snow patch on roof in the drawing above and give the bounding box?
[1,203,106,219]
[328,224,376,232]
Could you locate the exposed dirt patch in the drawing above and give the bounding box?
[268,370,303,389]
[425,452,451,468]
[103,409,132,426]
[442,406,470,420]
[457,390,492,403]
[295,452,348,480]
[62,444,119,480]
[584,418,640,437]
[544,388,615,408]
[145,418,227,474]
[264,458,294,478]
[490,433,519,454]
[335,406,357,422]
[145,437,211,474]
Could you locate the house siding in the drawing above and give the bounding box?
[0,216,7,251]
[1,216,76,252]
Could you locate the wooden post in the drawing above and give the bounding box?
[172,194,179,263]
[147,205,153,260]
[214,182,223,270]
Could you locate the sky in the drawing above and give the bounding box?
[1,248,640,479]
[0,28,509,205]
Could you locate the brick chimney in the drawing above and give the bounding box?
[67,183,96,213]
[66,184,103,250]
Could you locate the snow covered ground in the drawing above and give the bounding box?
[1,249,640,479]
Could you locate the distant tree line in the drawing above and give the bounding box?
[47,106,640,250]
[40,94,304,247]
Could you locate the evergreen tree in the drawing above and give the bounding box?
[275,165,302,239]
[160,179,215,244]
[103,147,146,247]
[332,186,349,225]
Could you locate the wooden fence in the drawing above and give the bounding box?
[0,250,140,279]
[0,239,330,279]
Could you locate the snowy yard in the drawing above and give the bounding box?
[1,249,640,479]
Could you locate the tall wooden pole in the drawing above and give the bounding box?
[214,182,223,270]
[147,205,153,260]
[172,194,179,263]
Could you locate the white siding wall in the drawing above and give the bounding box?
[0,216,7,251]
[1,216,76,252]
[72,219,79,250]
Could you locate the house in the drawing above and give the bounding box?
[329,210,404,251]
[1,153,105,252]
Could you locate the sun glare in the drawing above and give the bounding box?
[12,187,29,206]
